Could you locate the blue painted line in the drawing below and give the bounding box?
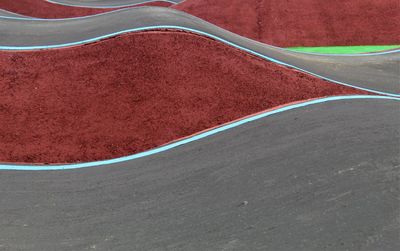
[0,95,398,171]
[0,13,399,57]
[0,7,126,20]
[0,15,37,20]
[0,25,399,97]
[0,9,31,18]
[0,5,168,20]
[45,0,179,8]
[1,7,399,57]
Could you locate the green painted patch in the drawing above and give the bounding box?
[288,45,400,54]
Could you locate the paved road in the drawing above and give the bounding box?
[0,7,398,94]
[0,98,399,250]
[0,9,29,18]
[47,0,183,8]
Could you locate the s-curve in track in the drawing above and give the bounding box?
[0,0,178,19]
[0,7,399,95]
[0,99,399,250]
[1,3,399,251]
[47,0,183,8]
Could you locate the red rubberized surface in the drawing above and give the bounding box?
[0,31,370,164]
[0,0,172,18]
[174,0,400,47]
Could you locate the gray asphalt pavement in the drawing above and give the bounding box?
[47,0,183,7]
[0,99,399,250]
[0,9,29,18]
[0,7,398,94]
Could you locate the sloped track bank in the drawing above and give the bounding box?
[0,99,398,250]
[47,0,182,8]
[0,0,172,18]
[0,31,370,164]
[2,7,398,95]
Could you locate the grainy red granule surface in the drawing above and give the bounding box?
[174,0,400,47]
[0,0,172,18]
[0,31,371,164]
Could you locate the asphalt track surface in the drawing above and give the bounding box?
[47,0,183,8]
[0,99,399,250]
[0,9,28,18]
[0,7,398,95]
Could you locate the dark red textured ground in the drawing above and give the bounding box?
[174,0,400,47]
[0,0,172,18]
[0,31,371,164]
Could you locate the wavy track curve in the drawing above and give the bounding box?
[0,7,399,95]
[0,0,173,18]
[0,3,398,250]
[1,95,398,170]
[1,11,399,57]
[0,30,373,165]
[0,98,398,251]
[47,0,182,8]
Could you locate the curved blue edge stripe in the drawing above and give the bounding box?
[0,26,399,97]
[0,5,170,21]
[45,0,179,8]
[0,9,399,57]
[0,95,398,171]
[0,15,399,57]
[0,7,128,21]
